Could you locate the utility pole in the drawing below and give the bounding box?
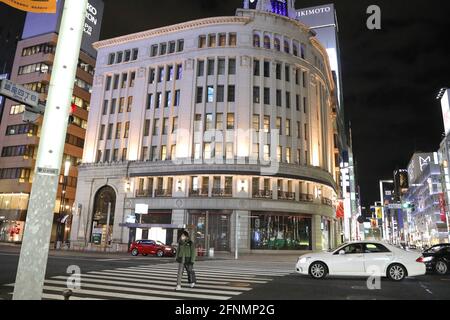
[13,0,88,300]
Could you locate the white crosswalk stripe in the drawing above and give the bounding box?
[4,260,294,300]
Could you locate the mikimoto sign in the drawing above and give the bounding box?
[0,0,56,13]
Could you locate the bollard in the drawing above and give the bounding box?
[62,289,73,300]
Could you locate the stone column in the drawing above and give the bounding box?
[311,215,323,252]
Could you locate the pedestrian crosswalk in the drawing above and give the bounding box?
[4,260,294,300]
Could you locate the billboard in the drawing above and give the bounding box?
[22,0,104,58]
[407,153,437,185]
[0,0,56,13]
[441,89,450,135]
[296,4,343,108]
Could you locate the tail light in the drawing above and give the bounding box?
[416,257,424,263]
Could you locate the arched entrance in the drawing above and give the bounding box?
[90,185,116,245]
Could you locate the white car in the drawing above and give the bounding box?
[296,241,426,281]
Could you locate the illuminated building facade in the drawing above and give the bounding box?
[70,0,342,253]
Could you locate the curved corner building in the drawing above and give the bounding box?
[70,0,342,253]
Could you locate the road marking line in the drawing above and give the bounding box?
[134,266,289,276]
[60,273,252,291]
[44,279,232,300]
[41,285,180,300]
[41,293,104,300]
[51,276,244,296]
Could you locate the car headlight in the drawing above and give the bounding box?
[298,257,311,264]
[422,256,433,262]
[165,247,172,251]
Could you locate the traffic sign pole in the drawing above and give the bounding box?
[12,0,88,300]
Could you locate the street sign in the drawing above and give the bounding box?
[0,79,39,108]
[387,203,403,210]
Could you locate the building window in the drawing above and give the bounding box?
[263,88,270,105]
[176,64,182,80]
[219,33,226,47]
[122,148,127,161]
[227,113,235,130]
[104,149,111,163]
[229,33,237,46]
[199,35,207,48]
[304,97,308,113]
[144,119,150,136]
[194,144,201,160]
[168,41,176,54]
[165,91,172,108]
[207,59,215,75]
[119,97,125,113]
[130,72,136,87]
[264,116,270,133]
[218,58,226,75]
[301,43,306,59]
[162,118,169,135]
[105,76,112,90]
[149,68,155,83]
[304,123,308,141]
[226,143,234,160]
[204,143,212,159]
[124,50,131,62]
[205,114,213,131]
[177,39,184,52]
[303,71,307,87]
[286,119,291,136]
[196,87,203,103]
[161,146,167,161]
[227,85,235,102]
[99,125,105,140]
[285,65,290,82]
[158,66,164,82]
[10,104,25,115]
[197,60,205,76]
[110,99,116,114]
[276,117,282,134]
[284,40,290,53]
[156,92,162,109]
[106,124,113,140]
[264,61,270,77]
[112,149,119,162]
[170,145,176,159]
[297,121,301,138]
[276,63,282,80]
[208,34,217,48]
[160,43,167,55]
[115,123,122,139]
[174,90,181,106]
[113,74,119,89]
[277,146,282,162]
[151,45,158,57]
[194,114,202,132]
[216,113,223,130]
[253,34,260,47]
[172,117,178,133]
[254,59,260,76]
[108,53,115,65]
[167,65,174,81]
[276,90,282,107]
[151,146,158,161]
[252,115,260,131]
[207,86,214,103]
[296,95,300,111]
[264,36,271,49]
[253,86,260,103]
[124,122,130,138]
[274,38,281,51]
[286,92,291,108]
[116,52,123,63]
[141,146,148,161]
[216,85,224,103]
[147,94,153,110]
[153,119,159,136]
[132,48,139,60]
[228,58,236,75]
[263,145,270,161]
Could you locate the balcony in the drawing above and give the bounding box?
[154,189,173,198]
[189,189,209,197]
[278,191,296,201]
[252,190,273,199]
[135,189,152,198]
[212,188,233,198]
[299,193,314,203]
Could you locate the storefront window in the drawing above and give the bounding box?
[251,214,312,250]
[189,210,231,253]
[322,218,331,251]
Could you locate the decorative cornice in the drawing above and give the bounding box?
[93,16,253,50]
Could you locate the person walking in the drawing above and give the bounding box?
[175,230,197,290]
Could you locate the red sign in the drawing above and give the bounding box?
[439,193,448,223]
[336,201,344,219]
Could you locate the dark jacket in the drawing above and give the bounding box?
[176,240,196,264]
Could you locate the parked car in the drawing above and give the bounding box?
[296,241,426,281]
[129,240,176,257]
[421,244,450,275]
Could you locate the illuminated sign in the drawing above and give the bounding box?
[408,152,438,184]
[271,0,288,17]
[0,0,56,13]
[135,204,149,214]
[441,89,450,135]
[0,79,39,108]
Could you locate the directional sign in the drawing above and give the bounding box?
[0,79,39,108]
[387,203,403,210]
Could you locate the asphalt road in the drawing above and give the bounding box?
[1,246,449,300]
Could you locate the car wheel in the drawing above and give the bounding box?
[309,262,328,280]
[435,260,448,275]
[387,264,407,281]
[131,248,139,256]
[156,250,164,257]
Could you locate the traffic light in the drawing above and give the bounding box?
[68,103,76,124]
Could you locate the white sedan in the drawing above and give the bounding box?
[296,241,426,281]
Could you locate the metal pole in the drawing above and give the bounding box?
[104,202,111,252]
[13,0,88,300]
[235,213,239,260]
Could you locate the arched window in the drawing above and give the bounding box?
[284,40,290,53]
[91,185,116,244]
[253,34,261,48]
[301,43,306,59]
[274,38,281,51]
[264,36,271,49]
[293,42,298,56]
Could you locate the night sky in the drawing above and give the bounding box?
[100,0,450,208]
